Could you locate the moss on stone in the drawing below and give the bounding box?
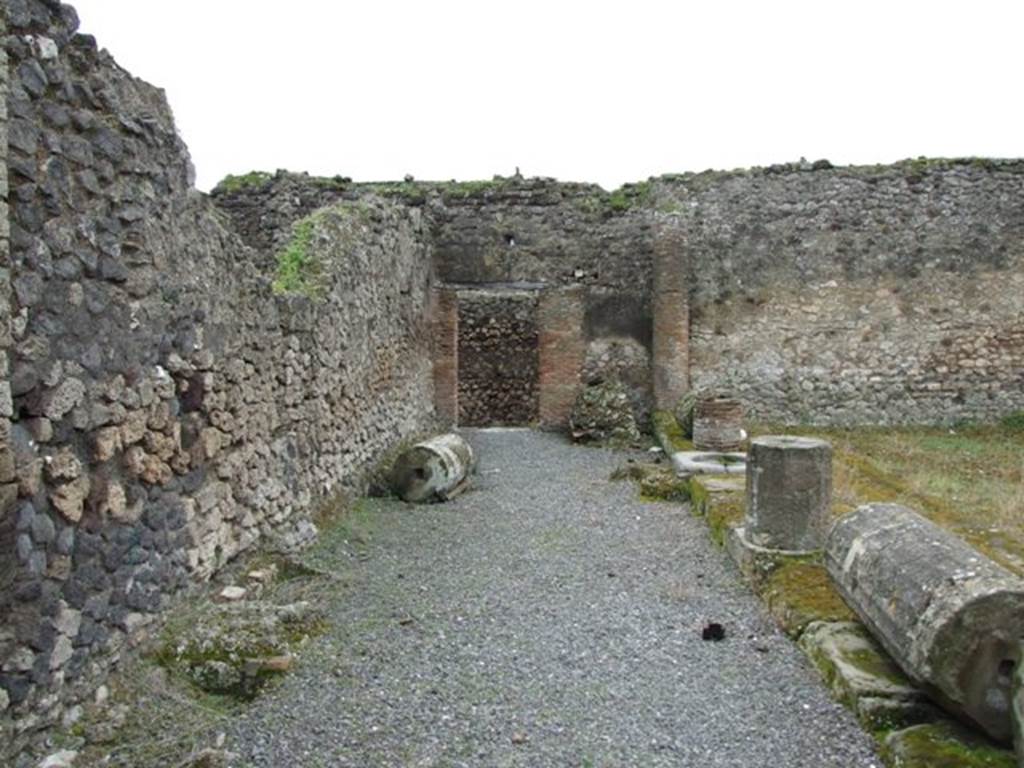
[762,562,856,638]
[707,496,744,547]
[610,463,690,503]
[651,410,696,453]
[638,468,691,503]
[882,721,1015,768]
[214,170,273,193]
[688,476,711,516]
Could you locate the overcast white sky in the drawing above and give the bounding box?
[70,1,1023,192]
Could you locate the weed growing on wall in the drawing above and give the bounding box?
[272,217,320,296]
[214,170,273,193]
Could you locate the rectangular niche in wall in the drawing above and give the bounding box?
[457,288,540,426]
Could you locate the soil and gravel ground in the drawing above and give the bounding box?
[225,428,880,767]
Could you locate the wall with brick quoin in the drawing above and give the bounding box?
[650,162,1024,424]
[4,0,1024,752]
[1,1,438,753]
[220,161,1024,427]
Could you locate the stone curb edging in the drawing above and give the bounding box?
[651,429,1017,768]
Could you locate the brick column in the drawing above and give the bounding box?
[431,287,459,428]
[652,222,689,409]
[538,286,586,428]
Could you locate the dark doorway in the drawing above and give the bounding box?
[457,289,540,426]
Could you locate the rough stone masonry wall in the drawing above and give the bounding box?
[654,161,1024,424]
[1,2,436,753]
[457,289,540,426]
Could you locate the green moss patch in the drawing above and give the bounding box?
[155,601,327,700]
[882,721,1015,768]
[610,463,690,503]
[214,170,273,193]
[799,621,925,734]
[762,562,856,638]
[272,215,320,296]
[651,410,696,453]
[707,495,744,547]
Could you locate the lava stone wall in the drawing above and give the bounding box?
[457,289,539,426]
[1,2,436,753]
[652,161,1024,424]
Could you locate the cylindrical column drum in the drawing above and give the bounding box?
[389,433,475,503]
[826,503,1024,743]
[692,396,744,452]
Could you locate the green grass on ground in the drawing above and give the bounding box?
[751,423,1024,574]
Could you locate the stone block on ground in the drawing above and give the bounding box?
[882,721,1015,768]
[799,621,937,732]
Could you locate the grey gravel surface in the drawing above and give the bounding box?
[226,429,881,767]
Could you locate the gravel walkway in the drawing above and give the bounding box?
[227,429,880,767]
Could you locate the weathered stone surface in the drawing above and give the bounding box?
[160,601,323,699]
[390,433,475,503]
[827,504,1024,743]
[800,621,930,724]
[883,721,1016,768]
[745,435,832,552]
[49,476,90,523]
[569,379,641,447]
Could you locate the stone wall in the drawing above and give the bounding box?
[457,289,539,426]
[4,2,1024,750]
[216,163,1024,428]
[0,0,15,731]
[652,161,1024,424]
[1,3,437,754]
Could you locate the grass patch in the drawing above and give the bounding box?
[272,215,320,296]
[214,170,273,193]
[751,423,1024,574]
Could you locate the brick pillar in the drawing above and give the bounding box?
[538,286,586,428]
[652,222,689,410]
[431,287,459,428]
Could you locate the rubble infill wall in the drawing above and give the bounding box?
[1,2,437,755]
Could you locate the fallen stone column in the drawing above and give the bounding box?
[826,503,1024,744]
[744,435,832,552]
[389,433,476,503]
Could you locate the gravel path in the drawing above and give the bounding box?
[227,429,880,767]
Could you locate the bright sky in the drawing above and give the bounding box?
[70,1,1023,192]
